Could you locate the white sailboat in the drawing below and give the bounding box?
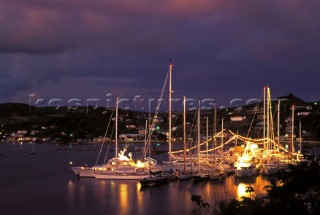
[234,142,260,178]
[161,62,183,175]
[261,87,280,176]
[193,101,209,182]
[93,148,152,180]
[70,106,116,178]
[93,98,161,180]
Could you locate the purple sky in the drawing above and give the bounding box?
[1,0,320,109]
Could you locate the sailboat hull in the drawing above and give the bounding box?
[94,172,150,180]
[262,164,280,175]
[71,167,96,178]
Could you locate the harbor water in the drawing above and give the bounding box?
[1,142,317,215]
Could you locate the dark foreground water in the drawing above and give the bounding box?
[1,142,304,215]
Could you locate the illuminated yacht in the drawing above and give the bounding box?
[93,149,162,180]
[234,142,260,178]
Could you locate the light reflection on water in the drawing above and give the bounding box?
[119,183,128,214]
[1,143,317,215]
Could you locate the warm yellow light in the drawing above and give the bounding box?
[136,160,145,168]
[237,183,250,199]
[250,143,258,151]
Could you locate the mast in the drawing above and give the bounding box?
[197,100,201,173]
[299,120,302,153]
[183,96,186,172]
[291,105,295,154]
[206,116,208,160]
[115,97,118,158]
[221,118,224,150]
[263,86,266,150]
[214,103,217,149]
[277,99,280,145]
[144,120,148,160]
[148,103,151,158]
[168,61,173,163]
[266,87,270,151]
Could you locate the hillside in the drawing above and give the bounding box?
[0,94,319,143]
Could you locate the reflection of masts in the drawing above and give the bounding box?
[168,61,173,163]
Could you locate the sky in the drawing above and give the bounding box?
[1,0,320,110]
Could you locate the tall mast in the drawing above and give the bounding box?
[277,99,280,145]
[197,100,201,172]
[144,120,148,160]
[115,97,118,158]
[206,116,208,160]
[214,103,217,149]
[197,100,201,155]
[183,96,186,172]
[168,61,173,163]
[299,120,302,153]
[263,86,266,150]
[291,105,295,154]
[148,103,151,158]
[221,118,224,150]
[266,87,270,151]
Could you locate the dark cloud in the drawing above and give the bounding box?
[0,0,319,104]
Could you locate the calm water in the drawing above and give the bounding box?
[0,143,290,215]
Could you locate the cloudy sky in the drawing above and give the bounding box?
[1,0,320,109]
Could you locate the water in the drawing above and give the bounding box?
[0,143,280,215]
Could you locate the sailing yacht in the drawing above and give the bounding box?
[95,98,161,180]
[71,164,104,178]
[71,98,162,179]
[261,87,281,176]
[161,61,184,175]
[209,167,227,181]
[70,105,116,178]
[192,101,210,182]
[93,148,157,180]
[234,142,260,178]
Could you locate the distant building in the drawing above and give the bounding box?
[93,137,111,143]
[126,124,137,129]
[11,130,28,138]
[119,134,144,141]
[230,116,246,122]
[297,112,311,117]
[138,129,146,135]
[30,130,40,135]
